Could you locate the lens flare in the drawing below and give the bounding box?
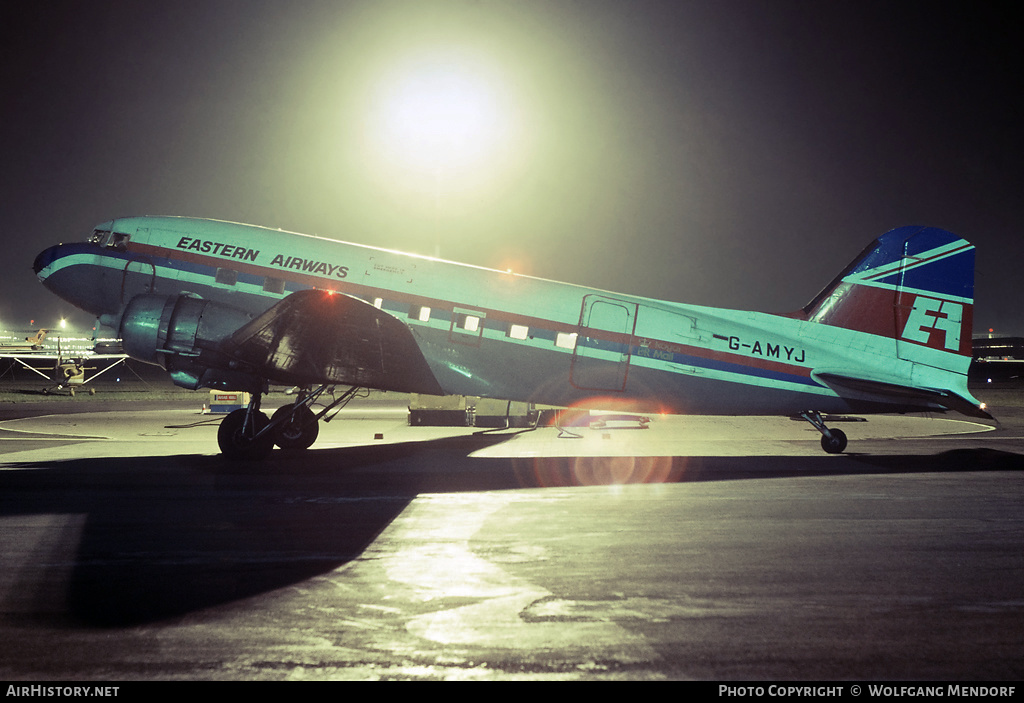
[512,455,683,488]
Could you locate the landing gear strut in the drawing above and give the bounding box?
[799,410,848,454]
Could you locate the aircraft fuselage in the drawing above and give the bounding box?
[33,216,977,418]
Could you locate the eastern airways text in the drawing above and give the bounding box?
[174,237,349,279]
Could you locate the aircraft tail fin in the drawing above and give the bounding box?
[800,226,975,359]
[799,227,987,418]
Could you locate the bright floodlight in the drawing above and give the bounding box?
[364,52,522,210]
[384,64,500,169]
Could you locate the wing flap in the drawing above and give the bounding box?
[222,290,444,394]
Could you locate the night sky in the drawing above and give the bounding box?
[3,0,1022,335]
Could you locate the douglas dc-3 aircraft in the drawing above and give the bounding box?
[33,216,989,459]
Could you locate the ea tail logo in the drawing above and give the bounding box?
[901,296,963,352]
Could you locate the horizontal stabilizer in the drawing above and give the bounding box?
[815,372,992,420]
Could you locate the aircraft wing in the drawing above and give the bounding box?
[221,289,445,394]
[814,371,993,420]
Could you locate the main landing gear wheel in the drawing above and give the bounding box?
[820,428,848,454]
[271,405,319,450]
[218,408,274,460]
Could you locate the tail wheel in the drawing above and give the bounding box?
[820,428,848,454]
[218,409,274,460]
[271,405,319,450]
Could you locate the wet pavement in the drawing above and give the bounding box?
[0,391,1021,680]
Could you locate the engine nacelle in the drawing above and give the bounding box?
[118,294,257,390]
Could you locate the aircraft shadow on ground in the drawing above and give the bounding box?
[0,434,1020,627]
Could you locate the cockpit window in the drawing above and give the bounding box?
[89,229,110,245]
[107,233,130,251]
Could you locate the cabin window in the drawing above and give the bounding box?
[373,298,384,309]
[215,268,238,286]
[263,277,285,294]
[449,308,485,347]
[507,324,529,340]
[410,305,431,322]
[455,312,481,332]
[556,332,578,350]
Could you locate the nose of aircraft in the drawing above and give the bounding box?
[33,241,119,318]
[33,244,60,278]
